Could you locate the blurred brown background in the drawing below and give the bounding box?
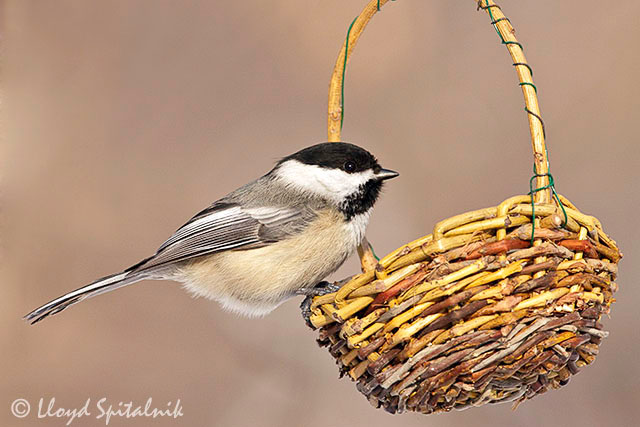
[3,1,639,426]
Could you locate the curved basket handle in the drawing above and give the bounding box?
[476,0,550,203]
[326,0,552,269]
[327,0,391,143]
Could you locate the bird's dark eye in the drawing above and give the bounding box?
[344,161,357,173]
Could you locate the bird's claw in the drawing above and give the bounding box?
[298,281,342,329]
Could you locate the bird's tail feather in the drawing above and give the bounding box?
[24,271,144,324]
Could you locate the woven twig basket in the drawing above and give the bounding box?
[307,0,622,414]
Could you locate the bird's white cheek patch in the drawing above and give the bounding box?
[275,160,374,203]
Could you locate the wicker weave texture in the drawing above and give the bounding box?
[310,196,620,413]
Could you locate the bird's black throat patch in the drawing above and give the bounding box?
[339,179,383,220]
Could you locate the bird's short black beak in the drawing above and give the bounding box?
[375,168,399,181]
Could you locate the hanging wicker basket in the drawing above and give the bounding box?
[306,0,622,414]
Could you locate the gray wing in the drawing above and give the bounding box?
[23,201,314,324]
[128,202,314,273]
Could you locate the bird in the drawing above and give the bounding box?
[24,142,398,325]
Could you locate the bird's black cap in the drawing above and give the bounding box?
[279,142,380,173]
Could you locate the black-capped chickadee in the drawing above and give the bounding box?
[25,142,398,325]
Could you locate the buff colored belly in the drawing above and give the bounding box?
[176,211,366,316]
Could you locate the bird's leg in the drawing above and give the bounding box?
[297,280,343,329]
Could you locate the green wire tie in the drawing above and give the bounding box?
[368,241,381,261]
[524,106,546,139]
[528,169,568,244]
[340,16,358,131]
[377,0,397,11]
[519,82,538,93]
[513,62,533,76]
[490,17,511,25]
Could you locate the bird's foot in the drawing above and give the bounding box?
[298,281,342,329]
